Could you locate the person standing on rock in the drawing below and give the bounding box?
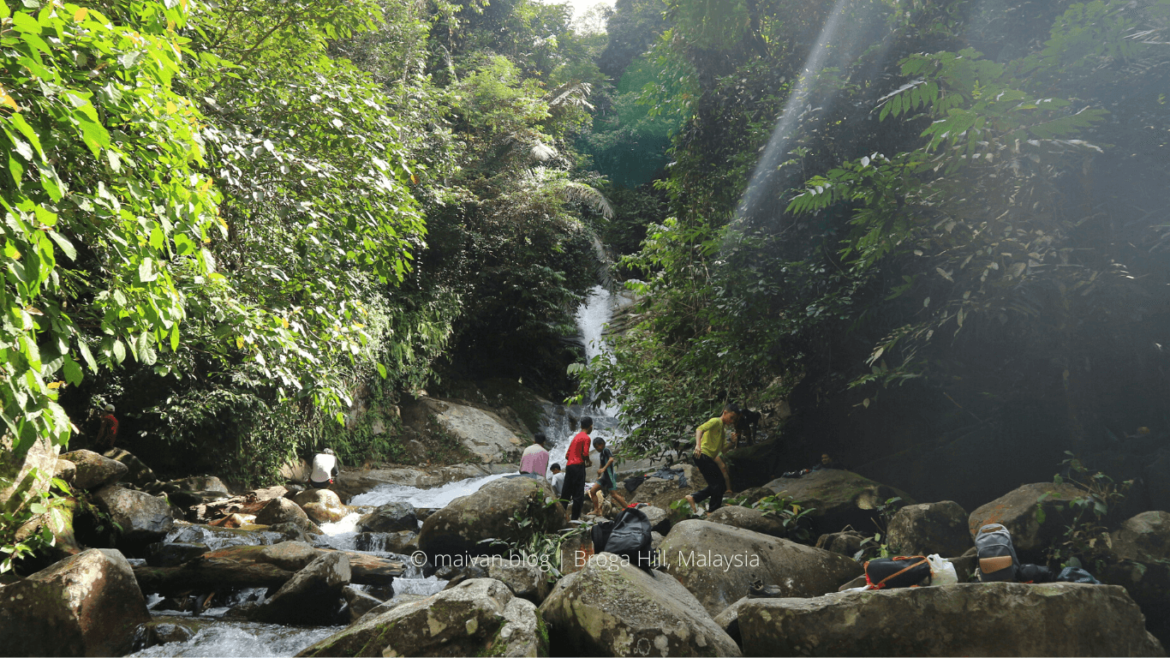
[94,403,118,453]
[685,404,739,515]
[563,417,594,521]
[588,436,627,514]
[520,433,551,478]
[309,448,340,489]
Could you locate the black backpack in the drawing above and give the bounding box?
[591,506,655,571]
[863,556,932,589]
[975,523,1020,582]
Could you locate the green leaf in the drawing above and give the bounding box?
[377,363,388,379]
[47,231,76,260]
[170,324,180,351]
[111,339,126,364]
[138,258,156,282]
[62,355,82,385]
[11,11,41,34]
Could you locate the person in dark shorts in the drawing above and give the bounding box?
[588,436,627,513]
[685,403,739,515]
[562,417,594,521]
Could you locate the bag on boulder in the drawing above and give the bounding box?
[975,523,1019,582]
[1056,567,1100,584]
[1017,563,1057,583]
[864,556,932,589]
[592,506,654,570]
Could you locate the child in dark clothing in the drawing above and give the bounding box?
[588,437,627,514]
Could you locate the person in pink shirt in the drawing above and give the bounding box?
[519,433,551,478]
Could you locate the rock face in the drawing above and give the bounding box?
[539,553,741,657]
[764,469,914,535]
[0,549,151,656]
[707,505,788,538]
[967,482,1083,562]
[293,489,347,524]
[736,583,1164,657]
[887,500,971,556]
[419,476,564,558]
[406,397,524,464]
[357,502,417,533]
[93,485,174,544]
[61,450,130,490]
[249,552,351,624]
[660,520,863,617]
[300,578,546,657]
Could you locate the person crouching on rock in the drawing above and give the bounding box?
[549,463,565,496]
[562,416,594,522]
[685,403,739,516]
[520,432,551,479]
[310,448,339,489]
[588,436,627,515]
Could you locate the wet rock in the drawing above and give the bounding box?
[353,531,418,554]
[249,552,351,625]
[93,485,174,544]
[815,529,868,557]
[146,542,210,567]
[887,500,971,557]
[132,620,196,650]
[661,520,863,617]
[540,553,741,657]
[61,449,128,491]
[292,489,347,524]
[708,505,788,538]
[165,475,230,494]
[166,522,284,549]
[0,548,150,656]
[357,501,417,533]
[736,583,1164,657]
[255,497,321,534]
[258,541,323,571]
[103,448,159,488]
[301,578,546,657]
[764,469,915,535]
[54,457,77,485]
[967,482,1084,562]
[343,586,384,623]
[419,476,565,559]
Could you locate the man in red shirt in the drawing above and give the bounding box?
[95,404,118,453]
[562,416,594,521]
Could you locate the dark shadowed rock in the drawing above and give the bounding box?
[815,529,868,557]
[539,553,741,657]
[146,542,210,567]
[713,597,752,649]
[764,469,915,535]
[0,549,150,656]
[103,448,158,488]
[61,450,128,490]
[887,500,971,556]
[301,578,545,657]
[708,505,788,538]
[737,583,1164,657]
[640,504,672,534]
[1101,511,1170,647]
[342,586,384,623]
[249,552,351,625]
[967,482,1084,562]
[165,475,229,494]
[93,485,174,544]
[419,476,564,558]
[661,520,863,617]
[132,620,197,651]
[292,489,347,524]
[357,502,417,533]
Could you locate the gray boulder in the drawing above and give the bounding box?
[815,529,868,557]
[661,520,862,617]
[708,505,788,538]
[293,489,347,524]
[103,448,159,487]
[764,469,914,535]
[353,531,418,554]
[419,476,564,558]
[357,501,417,533]
[54,457,77,485]
[301,578,545,657]
[463,556,551,604]
[887,500,971,556]
[93,485,174,544]
[342,585,384,624]
[61,449,128,490]
[1101,511,1170,646]
[255,497,321,534]
[539,553,740,657]
[165,475,229,494]
[713,597,752,648]
[249,552,351,624]
[737,583,1164,656]
[967,482,1084,562]
[640,504,672,534]
[146,542,210,567]
[0,549,150,656]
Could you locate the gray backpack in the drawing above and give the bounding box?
[975,523,1019,582]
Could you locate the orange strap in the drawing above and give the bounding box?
[867,556,930,589]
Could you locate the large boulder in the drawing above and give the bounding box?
[640,504,672,534]
[736,583,1164,656]
[292,489,347,524]
[255,497,321,534]
[707,505,788,538]
[92,485,174,544]
[723,437,784,490]
[0,549,150,656]
[764,469,915,535]
[539,552,741,657]
[146,542,210,568]
[300,578,546,657]
[249,552,351,624]
[887,500,971,556]
[815,529,869,557]
[1101,511,1170,646]
[342,585,384,623]
[61,450,130,491]
[102,448,158,488]
[419,476,564,559]
[452,556,551,604]
[164,475,229,494]
[54,457,77,485]
[404,396,524,464]
[357,501,417,533]
[967,482,1084,562]
[660,520,863,617]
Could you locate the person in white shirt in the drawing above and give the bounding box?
[310,448,339,489]
[549,463,565,496]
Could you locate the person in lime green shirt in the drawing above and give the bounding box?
[685,403,740,515]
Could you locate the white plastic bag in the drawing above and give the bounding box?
[927,553,959,586]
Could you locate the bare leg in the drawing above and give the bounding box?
[610,490,628,508]
[685,493,699,514]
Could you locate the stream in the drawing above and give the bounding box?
[127,285,630,656]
